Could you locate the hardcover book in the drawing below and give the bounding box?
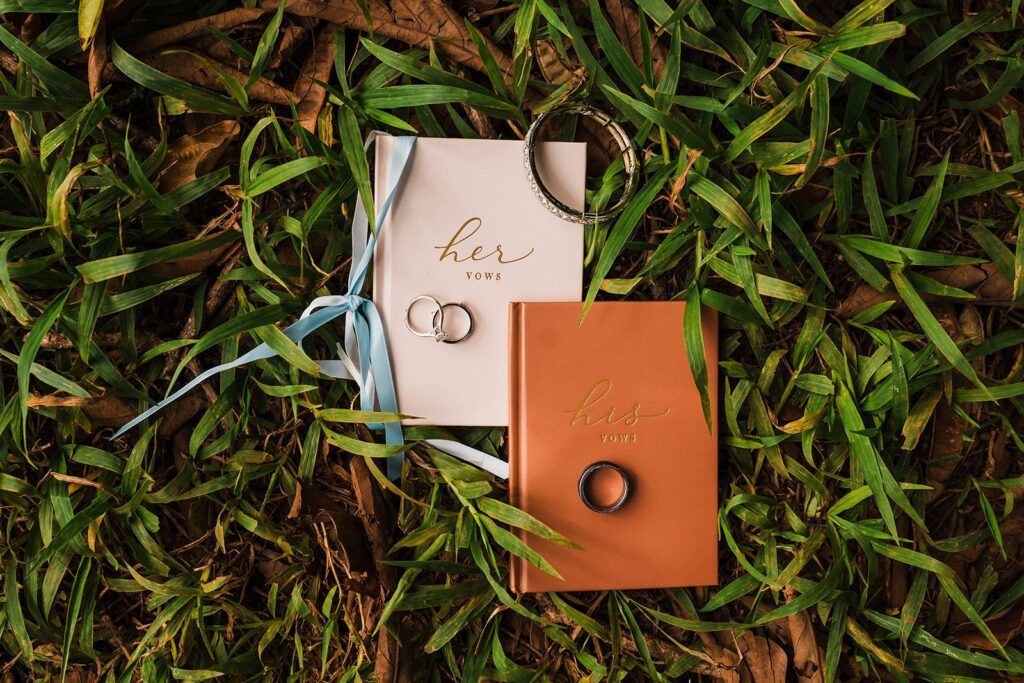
[373,136,586,426]
[508,301,719,592]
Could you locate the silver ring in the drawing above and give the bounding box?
[578,461,631,513]
[431,303,474,344]
[405,295,447,342]
[523,105,640,224]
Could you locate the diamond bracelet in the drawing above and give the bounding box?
[522,104,640,225]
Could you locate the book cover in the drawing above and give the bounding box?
[373,136,586,426]
[508,301,719,592]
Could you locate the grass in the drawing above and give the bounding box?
[1,0,1024,680]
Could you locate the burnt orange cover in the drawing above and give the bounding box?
[508,301,718,592]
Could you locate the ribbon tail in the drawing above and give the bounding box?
[359,301,404,479]
[114,303,355,438]
[424,439,510,480]
[112,341,279,438]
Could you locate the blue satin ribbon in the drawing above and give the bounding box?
[114,135,417,480]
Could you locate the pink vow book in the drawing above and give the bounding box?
[373,136,586,426]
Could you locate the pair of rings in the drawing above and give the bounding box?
[523,105,640,225]
[578,461,631,513]
[404,295,474,344]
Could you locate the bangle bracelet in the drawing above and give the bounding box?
[523,105,640,224]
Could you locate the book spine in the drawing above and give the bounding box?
[507,302,525,593]
[371,135,391,310]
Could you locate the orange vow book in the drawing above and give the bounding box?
[508,301,719,592]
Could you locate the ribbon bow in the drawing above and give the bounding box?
[114,135,417,480]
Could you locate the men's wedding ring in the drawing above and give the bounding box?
[431,302,474,344]
[404,295,474,344]
[578,461,631,513]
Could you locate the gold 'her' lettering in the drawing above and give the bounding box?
[435,217,534,264]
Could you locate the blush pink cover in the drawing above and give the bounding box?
[373,136,585,426]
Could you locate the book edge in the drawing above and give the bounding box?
[507,301,525,593]
[371,135,392,320]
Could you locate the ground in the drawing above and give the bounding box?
[1,0,1023,681]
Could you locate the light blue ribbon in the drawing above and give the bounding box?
[114,135,417,480]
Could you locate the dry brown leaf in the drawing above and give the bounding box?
[196,35,249,71]
[736,632,788,683]
[125,0,511,80]
[32,390,205,435]
[698,631,744,683]
[18,12,43,43]
[669,148,704,209]
[955,604,1024,650]
[349,436,397,592]
[28,394,92,408]
[375,616,416,682]
[148,51,294,105]
[145,237,235,277]
[602,0,666,77]
[784,587,825,683]
[58,670,101,683]
[293,24,336,133]
[38,330,161,350]
[48,471,110,494]
[274,0,512,78]
[88,19,108,99]
[123,7,267,52]
[836,263,1013,318]
[287,479,303,519]
[536,39,583,86]
[158,120,241,192]
[270,25,309,68]
[374,625,399,683]
[958,303,985,342]
[157,393,206,438]
[83,396,135,427]
[80,395,135,428]
[925,303,985,499]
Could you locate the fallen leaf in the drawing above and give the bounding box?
[143,51,294,105]
[955,604,1024,650]
[293,23,336,134]
[156,393,206,438]
[124,0,511,81]
[536,39,583,86]
[271,25,309,69]
[88,19,108,98]
[48,471,113,496]
[735,632,788,683]
[837,263,1012,318]
[602,0,665,77]
[784,587,825,683]
[349,442,398,591]
[123,7,267,52]
[278,0,513,78]
[925,303,984,500]
[45,395,136,428]
[287,479,303,519]
[158,120,241,192]
[145,238,235,277]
